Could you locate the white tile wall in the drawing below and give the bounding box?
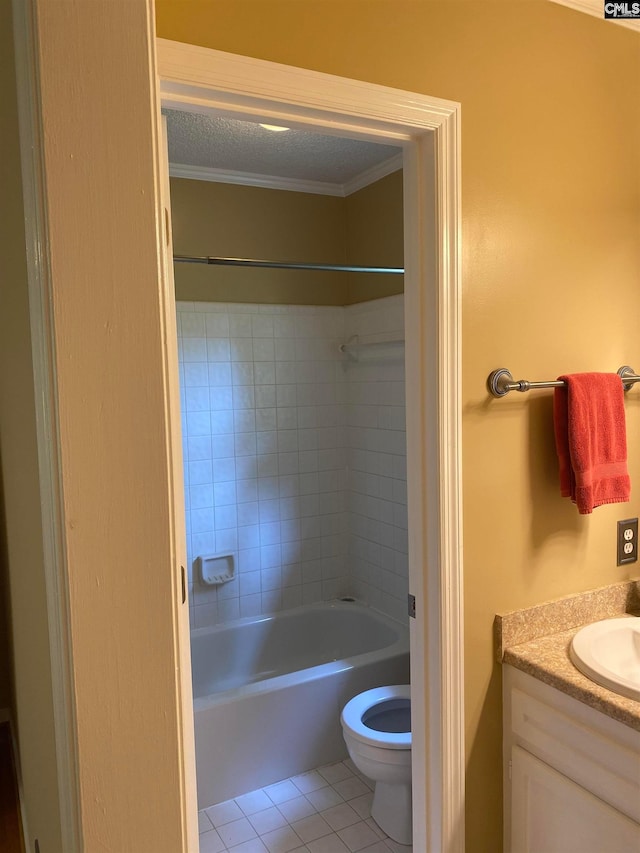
[178,301,350,628]
[177,295,407,628]
[344,296,408,625]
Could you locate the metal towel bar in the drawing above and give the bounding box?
[487,366,640,398]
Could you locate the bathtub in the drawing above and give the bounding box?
[191,600,410,808]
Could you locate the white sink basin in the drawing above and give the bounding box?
[570,616,640,702]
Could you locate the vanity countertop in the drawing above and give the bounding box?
[496,579,640,732]
[503,624,640,731]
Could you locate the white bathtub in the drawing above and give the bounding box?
[191,600,410,808]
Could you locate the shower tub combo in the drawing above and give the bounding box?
[191,600,410,808]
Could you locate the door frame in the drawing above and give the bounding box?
[158,40,464,852]
[11,3,199,850]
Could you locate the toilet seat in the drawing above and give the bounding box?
[341,685,411,750]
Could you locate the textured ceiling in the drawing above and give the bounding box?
[164,109,401,187]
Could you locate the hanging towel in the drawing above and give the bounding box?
[553,373,630,514]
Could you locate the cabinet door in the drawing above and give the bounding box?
[511,746,640,853]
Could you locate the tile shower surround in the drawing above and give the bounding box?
[177,295,408,627]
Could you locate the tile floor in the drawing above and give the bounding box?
[198,759,411,853]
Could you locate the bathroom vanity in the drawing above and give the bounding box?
[496,581,640,853]
[503,665,639,853]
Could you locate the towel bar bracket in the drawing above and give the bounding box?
[487,369,565,397]
[488,369,515,397]
[618,365,636,391]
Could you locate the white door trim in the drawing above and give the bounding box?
[11,0,82,848]
[158,40,464,852]
[12,4,198,849]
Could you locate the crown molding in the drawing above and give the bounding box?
[342,152,403,196]
[169,152,403,197]
[168,163,344,195]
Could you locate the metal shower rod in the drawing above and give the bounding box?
[173,255,404,275]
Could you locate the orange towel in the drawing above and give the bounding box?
[553,373,630,515]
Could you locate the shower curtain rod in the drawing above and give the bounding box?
[173,255,404,275]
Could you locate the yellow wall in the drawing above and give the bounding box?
[156,3,640,849]
[344,170,403,304]
[0,0,63,847]
[171,177,350,302]
[170,170,403,304]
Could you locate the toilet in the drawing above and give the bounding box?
[340,685,412,845]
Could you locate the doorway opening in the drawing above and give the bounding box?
[157,39,463,853]
[167,109,411,847]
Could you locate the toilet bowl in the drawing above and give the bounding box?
[340,685,412,845]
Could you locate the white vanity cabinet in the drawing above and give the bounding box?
[503,665,640,853]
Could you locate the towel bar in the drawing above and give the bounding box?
[488,366,640,398]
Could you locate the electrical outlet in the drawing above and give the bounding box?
[617,518,638,565]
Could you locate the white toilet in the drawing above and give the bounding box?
[340,685,412,845]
